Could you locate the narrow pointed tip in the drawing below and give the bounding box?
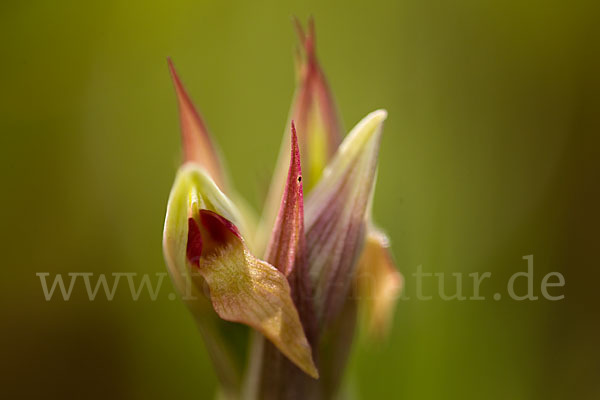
[167,58,182,101]
[358,109,388,137]
[337,109,387,156]
[307,364,319,379]
[259,132,317,371]
[289,121,302,192]
[291,15,305,43]
[167,57,180,85]
[292,17,316,61]
[167,59,227,191]
[167,59,205,161]
[307,15,315,40]
[167,58,192,111]
[265,120,305,275]
[305,17,316,60]
[290,121,299,157]
[291,120,297,137]
[370,109,388,123]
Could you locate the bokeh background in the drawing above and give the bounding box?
[1,0,598,398]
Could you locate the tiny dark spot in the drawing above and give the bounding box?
[298,176,302,182]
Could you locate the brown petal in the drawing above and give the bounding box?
[191,210,318,379]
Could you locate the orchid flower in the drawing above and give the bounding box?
[162,19,403,400]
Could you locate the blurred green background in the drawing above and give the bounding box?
[1,0,598,398]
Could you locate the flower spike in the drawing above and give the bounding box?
[163,25,401,399]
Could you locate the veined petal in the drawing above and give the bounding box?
[256,19,343,254]
[168,58,228,191]
[356,228,403,338]
[163,164,317,379]
[305,110,387,326]
[191,210,318,379]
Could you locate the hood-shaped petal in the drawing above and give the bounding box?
[163,164,317,379]
[305,110,387,326]
[356,228,403,338]
[162,164,245,394]
[168,59,228,191]
[163,164,244,299]
[256,19,343,254]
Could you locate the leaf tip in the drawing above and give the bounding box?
[167,60,227,190]
[290,121,301,173]
[370,108,388,124]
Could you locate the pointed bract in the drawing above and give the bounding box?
[265,123,305,277]
[305,110,387,326]
[265,123,316,342]
[251,125,320,399]
[168,58,228,191]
